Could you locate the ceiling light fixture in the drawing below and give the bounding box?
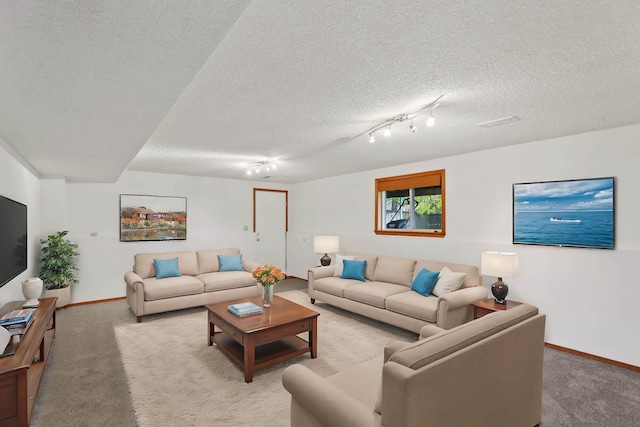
[359,95,443,142]
[245,158,281,176]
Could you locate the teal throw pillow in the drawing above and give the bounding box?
[341,259,366,282]
[411,268,439,296]
[218,253,243,272]
[154,257,181,279]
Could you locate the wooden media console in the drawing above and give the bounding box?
[0,297,57,427]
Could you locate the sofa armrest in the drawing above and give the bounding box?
[124,271,145,318]
[436,286,488,328]
[308,265,335,281]
[282,364,377,427]
[242,259,262,274]
[419,324,445,339]
[307,266,335,299]
[124,271,144,290]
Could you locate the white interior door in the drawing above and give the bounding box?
[254,189,287,273]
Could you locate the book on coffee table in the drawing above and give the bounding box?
[227,302,263,317]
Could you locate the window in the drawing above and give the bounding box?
[375,169,445,237]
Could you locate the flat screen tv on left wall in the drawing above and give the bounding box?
[0,195,27,288]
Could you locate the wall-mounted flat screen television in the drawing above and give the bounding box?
[513,177,615,249]
[0,195,28,287]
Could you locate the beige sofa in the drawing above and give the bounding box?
[124,248,260,322]
[308,253,488,333]
[283,303,546,427]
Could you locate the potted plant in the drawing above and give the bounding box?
[39,230,79,308]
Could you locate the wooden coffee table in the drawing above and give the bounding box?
[206,295,319,382]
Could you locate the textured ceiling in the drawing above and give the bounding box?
[1,1,639,183]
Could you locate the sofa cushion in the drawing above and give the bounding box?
[389,304,539,370]
[218,253,243,272]
[327,357,383,414]
[197,271,256,292]
[342,260,366,281]
[313,276,362,297]
[373,256,417,287]
[346,253,378,281]
[197,248,240,274]
[432,266,466,297]
[143,276,204,301]
[135,251,199,279]
[410,268,439,296]
[343,282,408,309]
[154,257,181,279]
[384,291,438,322]
[414,260,481,289]
[333,254,357,277]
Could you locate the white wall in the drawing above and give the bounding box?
[59,172,289,303]
[0,139,41,306]
[287,124,640,367]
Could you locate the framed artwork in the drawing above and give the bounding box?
[120,194,187,242]
[512,177,614,249]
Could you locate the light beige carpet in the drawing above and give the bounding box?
[113,290,417,427]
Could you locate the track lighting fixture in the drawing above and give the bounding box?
[359,95,443,142]
[246,158,281,176]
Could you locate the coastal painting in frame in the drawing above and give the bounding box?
[513,177,614,249]
[120,194,187,242]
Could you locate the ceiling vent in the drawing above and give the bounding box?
[477,116,520,128]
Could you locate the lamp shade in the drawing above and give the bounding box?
[314,236,339,254]
[481,251,519,278]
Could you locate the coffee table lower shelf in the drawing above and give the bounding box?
[213,331,311,377]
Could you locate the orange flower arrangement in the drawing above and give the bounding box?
[252,264,285,287]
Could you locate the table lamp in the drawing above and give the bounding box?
[314,236,339,266]
[481,251,519,304]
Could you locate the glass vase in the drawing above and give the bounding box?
[262,285,274,307]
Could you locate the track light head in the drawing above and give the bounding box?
[409,119,417,133]
[426,111,435,127]
[383,126,391,137]
[369,133,375,143]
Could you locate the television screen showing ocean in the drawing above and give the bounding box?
[513,211,614,248]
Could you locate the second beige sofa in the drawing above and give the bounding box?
[308,252,488,333]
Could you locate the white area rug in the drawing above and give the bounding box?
[113,290,416,427]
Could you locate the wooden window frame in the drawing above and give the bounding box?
[374,169,446,237]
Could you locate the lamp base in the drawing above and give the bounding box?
[320,253,331,266]
[491,278,509,305]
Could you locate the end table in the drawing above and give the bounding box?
[472,298,522,319]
